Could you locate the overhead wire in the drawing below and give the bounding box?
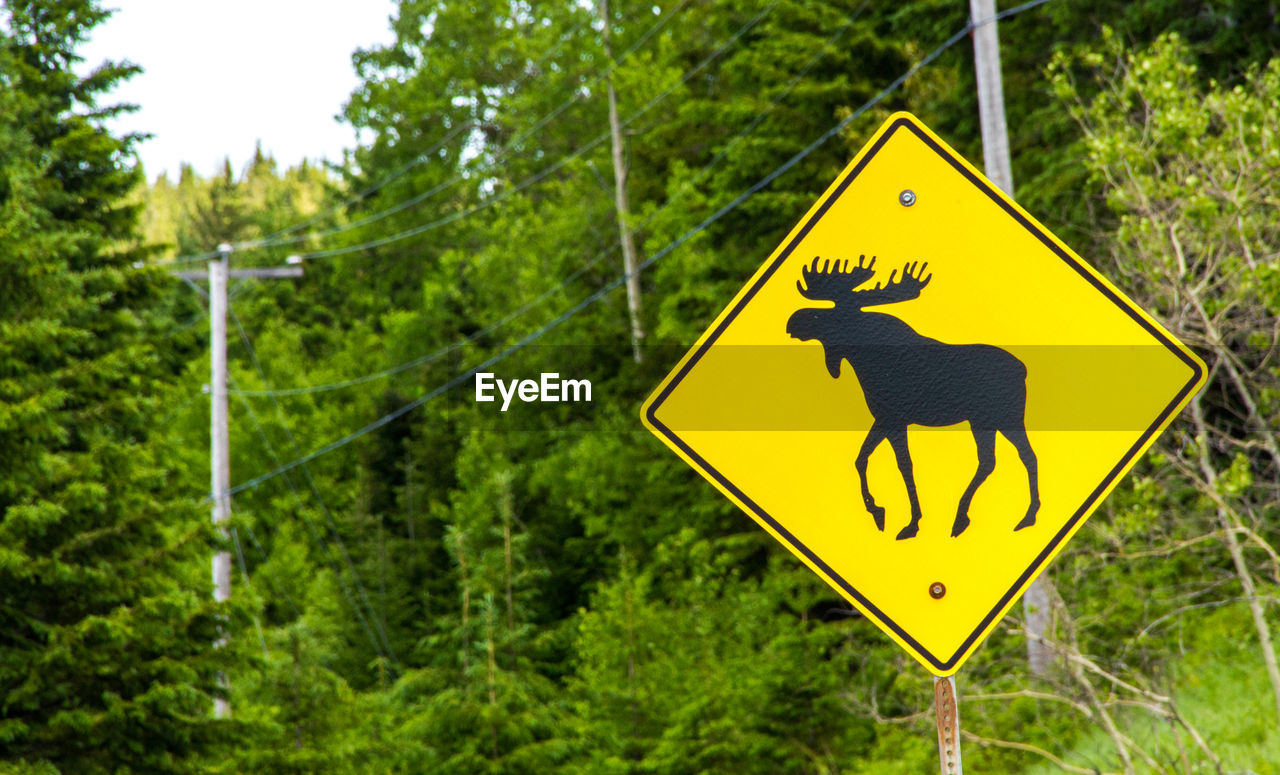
[288,0,780,261]
[177,0,860,666]
[251,121,475,245]
[170,2,690,264]
[223,0,1061,498]
[229,247,615,398]
[230,1,864,400]
[490,0,693,160]
[246,13,599,247]
[233,0,764,260]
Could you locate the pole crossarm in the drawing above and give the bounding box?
[174,267,304,281]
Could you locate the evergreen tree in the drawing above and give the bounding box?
[117,0,1280,769]
[0,3,238,772]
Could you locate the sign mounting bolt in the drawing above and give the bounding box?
[929,582,946,599]
[899,189,917,207]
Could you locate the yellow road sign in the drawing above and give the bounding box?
[641,112,1205,676]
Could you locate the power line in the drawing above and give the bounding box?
[173,250,223,265]
[493,0,693,160]
[249,121,475,245]
[291,0,781,261]
[994,0,1055,23]
[170,3,691,264]
[230,0,862,401]
[223,1,1027,498]
[245,13,600,248]
[229,305,399,663]
[229,247,615,398]
[245,0,764,260]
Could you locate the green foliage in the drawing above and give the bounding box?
[189,5,1280,772]
[568,536,877,775]
[0,2,239,772]
[9,0,1280,771]
[134,148,336,261]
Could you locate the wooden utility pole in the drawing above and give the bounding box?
[209,244,232,719]
[177,246,303,717]
[968,0,1053,678]
[600,0,645,363]
[969,0,1013,194]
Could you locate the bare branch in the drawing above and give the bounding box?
[962,689,1093,718]
[961,730,1121,775]
[1067,651,1171,704]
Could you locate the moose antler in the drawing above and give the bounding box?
[849,261,932,307]
[796,255,877,300]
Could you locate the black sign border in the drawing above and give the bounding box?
[644,116,1204,672]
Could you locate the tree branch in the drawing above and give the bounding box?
[961,730,1120,775]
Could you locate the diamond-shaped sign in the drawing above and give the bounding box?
[641,112,1205,675]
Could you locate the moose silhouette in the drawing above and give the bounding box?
[786,255,1039,540]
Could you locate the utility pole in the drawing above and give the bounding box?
[177,247,303,718]
[968,0,1053,678]
[969,0,1013,194]
[209,245,231,719]
[600,0,645,363]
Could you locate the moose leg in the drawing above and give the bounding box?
[953,429,996,537]
[1002,426,1040,530]
[855,422,888,531]
[886,428,923,540]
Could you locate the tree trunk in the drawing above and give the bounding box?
[600,0,645,363]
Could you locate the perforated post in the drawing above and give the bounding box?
[935,675,963,774]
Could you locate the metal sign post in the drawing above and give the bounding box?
[934,675,962,774]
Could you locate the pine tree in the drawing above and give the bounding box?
[1,3,238,772]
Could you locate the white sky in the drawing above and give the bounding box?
[80,0,399,181]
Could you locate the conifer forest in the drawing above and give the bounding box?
[4,0,1280,772]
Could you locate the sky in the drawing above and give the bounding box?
[80,0,399,182]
